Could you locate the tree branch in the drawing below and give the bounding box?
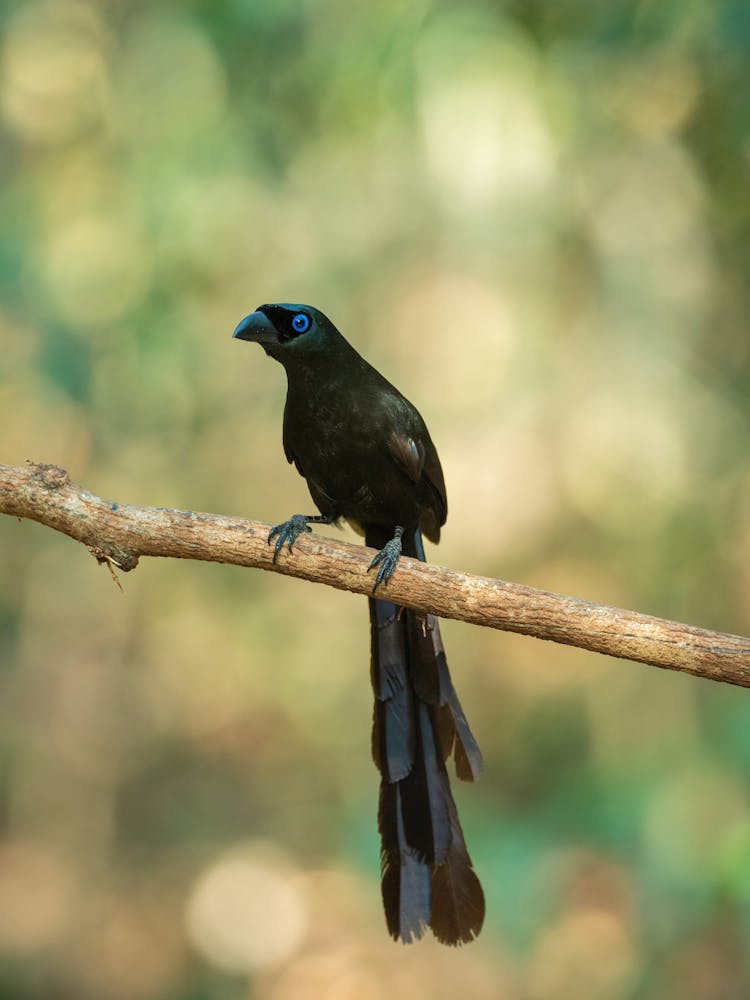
[2,462,749,686]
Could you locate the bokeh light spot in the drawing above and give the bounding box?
[42,212,152,327]
[417,17,556,210]
[186,845,307,972]
[561,389,688,533]
[1,1,109,143]
[114,13,227,146]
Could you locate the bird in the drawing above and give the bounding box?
[233,302,485,945]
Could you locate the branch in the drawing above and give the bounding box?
[2,462,749,686]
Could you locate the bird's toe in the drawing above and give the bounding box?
[267,515,311,563]
[368,530,404,592]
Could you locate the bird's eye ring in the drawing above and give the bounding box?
[292,312,310,333]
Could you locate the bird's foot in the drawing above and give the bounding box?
[368,526,404,592]
[267,514,312,563]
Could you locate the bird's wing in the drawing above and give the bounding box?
[421,439,447,527]
[388,432,425,483]
[282,412,305,474]
[387,421,447,541]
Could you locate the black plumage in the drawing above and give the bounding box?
[233,302,484,944]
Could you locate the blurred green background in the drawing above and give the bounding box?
[1,0,750,997]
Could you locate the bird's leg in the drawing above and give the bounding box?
[368,526,404,592]
[267,513,332,563]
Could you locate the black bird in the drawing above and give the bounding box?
[233,303,484,945]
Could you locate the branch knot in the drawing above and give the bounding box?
[28,461,70,490]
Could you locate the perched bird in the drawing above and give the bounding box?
[233,303,485,945]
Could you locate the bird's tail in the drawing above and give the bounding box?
[366,527,485,945]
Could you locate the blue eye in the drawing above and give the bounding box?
[292,312,310,333]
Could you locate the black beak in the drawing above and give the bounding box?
[232,310,277,344]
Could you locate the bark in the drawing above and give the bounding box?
[1,462,748,685]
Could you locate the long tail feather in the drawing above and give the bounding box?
[368,527,484,945]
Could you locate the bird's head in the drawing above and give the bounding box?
[232,303,340,365]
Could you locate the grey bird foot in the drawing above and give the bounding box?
[268,514,311,562]
[368,526,404,592]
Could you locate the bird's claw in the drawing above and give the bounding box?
[368,527,404,592]
[267,515,311,563]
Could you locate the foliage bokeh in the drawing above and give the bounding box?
[1,1,749,997]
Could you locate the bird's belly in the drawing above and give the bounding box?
[303,437,417,528]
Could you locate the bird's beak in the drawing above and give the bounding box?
[232,311,276,344]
